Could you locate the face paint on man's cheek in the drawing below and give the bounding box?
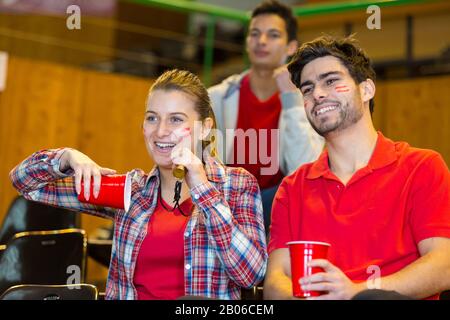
[335,85,350,93]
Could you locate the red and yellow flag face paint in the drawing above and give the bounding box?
[335,85,350,93]
[172,127,191,140]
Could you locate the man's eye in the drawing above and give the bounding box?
[302,87,312,95]
[326,78,338,85]
[269,33,281,38]
[146,116,157,122]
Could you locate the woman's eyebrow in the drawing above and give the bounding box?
[144,111,187,117]
[168,112,188,117]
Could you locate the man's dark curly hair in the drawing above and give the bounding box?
[288,35,376,114]
[251,0,298,43]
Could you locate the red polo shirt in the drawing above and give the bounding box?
[269,132,450,297]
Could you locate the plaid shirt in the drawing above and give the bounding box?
[10,149,267,300]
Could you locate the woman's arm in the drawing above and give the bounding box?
[170,143,267,288]
[191,170,268,288]
[10,148,118,219]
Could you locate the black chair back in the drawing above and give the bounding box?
[87,239,112,267]
[0,196,81,245]
[0,229,87,295]
[0,284,98,300]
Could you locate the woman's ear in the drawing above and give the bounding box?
[360,79,376,105]
[201,117,214,140]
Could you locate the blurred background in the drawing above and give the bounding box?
[0,0,449,293]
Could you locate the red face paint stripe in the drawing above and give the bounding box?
[335,85,350,92]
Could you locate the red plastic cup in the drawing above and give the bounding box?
[78,173,131,211]
[287,241,331,298]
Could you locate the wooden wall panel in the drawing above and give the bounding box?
[297,4,450,64]
[78,70,152,174]
[0,14,115,66]
[0,56,83,225]
[374,76,450,165]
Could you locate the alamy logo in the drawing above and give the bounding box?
[66,265,81,289]
[366,5,381,30]
[366,265,381,289]
[187,123,280,176]
[66,5,81,30]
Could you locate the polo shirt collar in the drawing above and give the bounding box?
[307,131,398,180]
[307,150,330,180]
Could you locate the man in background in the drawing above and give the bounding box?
[208,0,323,234]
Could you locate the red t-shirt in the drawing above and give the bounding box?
[269,132,450,299]
[133,196,192,300]
[230,74,284,189]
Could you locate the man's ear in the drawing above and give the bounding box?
[360,79,376,105]
[287,40,298,57]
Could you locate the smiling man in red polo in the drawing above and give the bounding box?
[264,35,450,300]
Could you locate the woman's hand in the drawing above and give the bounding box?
[170,145,208,189]
[59,148,116,199]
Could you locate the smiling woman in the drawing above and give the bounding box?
[9,69,267,300]
[143,90,201,168]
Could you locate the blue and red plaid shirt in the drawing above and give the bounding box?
[10,149,267,300]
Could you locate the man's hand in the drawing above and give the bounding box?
[273,66,298,93]
[299,259,365,300]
